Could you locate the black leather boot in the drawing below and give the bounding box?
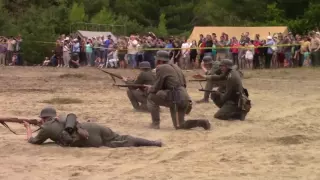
[182,119,211,130]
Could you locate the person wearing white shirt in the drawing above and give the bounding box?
[180,38,191,69]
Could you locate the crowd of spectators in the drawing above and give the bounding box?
[0,35,23,66]
[1,30,320,70]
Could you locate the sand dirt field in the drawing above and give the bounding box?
[0,66,320,180]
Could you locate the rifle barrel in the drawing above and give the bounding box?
[0,118,40,125]
[114,84,146,88]
[189,79,206,82]
[98,69,123,79]
[198,89,217,92]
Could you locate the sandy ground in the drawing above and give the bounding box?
[1,66,320,180]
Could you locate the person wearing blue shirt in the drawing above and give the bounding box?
[265,36,275,68]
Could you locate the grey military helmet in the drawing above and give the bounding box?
[139,61,151,69]
[202,56,213,65]
[220,59,233,69]
[39,107,57,118]
[155,50,170,62]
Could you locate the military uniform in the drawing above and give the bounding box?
[28,108,162,147]
[210,59,249,120]
[147,51,211,130]
[126,61,155,111]
[197,56,223,103]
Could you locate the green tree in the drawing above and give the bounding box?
[69,2,87,22]
[157,13,168,37]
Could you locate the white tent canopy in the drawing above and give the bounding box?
[76,30,117,43]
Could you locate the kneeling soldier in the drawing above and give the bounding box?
[145,51,211,130]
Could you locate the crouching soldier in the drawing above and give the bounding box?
[24,107,162,147]
[210,59,251,120]
[123,61,155,112]
[196,55,223,103]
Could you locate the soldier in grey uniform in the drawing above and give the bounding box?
[124,61,156,112]
[196,56,223,103]
[209,59,249,120]
[23,107,162,147]
[145,50,211,130]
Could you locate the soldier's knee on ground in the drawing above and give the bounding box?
[126,89,133,98]
[214,111,229,120]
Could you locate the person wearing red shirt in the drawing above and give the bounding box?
[230,37,240,67]
[253,35,262,69]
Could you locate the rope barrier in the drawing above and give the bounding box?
[0,40,302,51]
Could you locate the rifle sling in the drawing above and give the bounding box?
[1,122,18,135]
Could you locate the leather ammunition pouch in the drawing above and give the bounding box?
[58,113,89,146]
[238,88,251,113]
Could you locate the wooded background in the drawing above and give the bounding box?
[0,0,319,63]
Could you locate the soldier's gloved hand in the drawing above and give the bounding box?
[192,74,205,79]
[122,76,128,82]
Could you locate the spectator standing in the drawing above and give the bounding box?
[143,36,156,69]
[299,36,311,66]
[310,31,320,66]
[230,37,240,67]
[204,35,213,57]
[172,41,181,66]
[85,38,93,66]
[265,36,275,68]
[0,39,7,65]
[54,40,63,67]
[198,34,204,46]
[198,38,206,66]
[15,34,23,65]
[92,37,100,63]
[71,38,80,64]
[253,35,262,69]
[6,36,16,65]
[211,40,217,61]
[127,35,139,68]
[189,40,198,69]
[180,37,191,69]
[216,35,227,60]
[79,39,86,65]
[283,35,293,67]
[118,39,127,68]
[63,38,71,67]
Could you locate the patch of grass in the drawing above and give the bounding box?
[59,73,87,79]
[41,97,83,104]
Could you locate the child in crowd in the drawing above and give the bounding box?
[42,57,50,66]
[9,53,18,66]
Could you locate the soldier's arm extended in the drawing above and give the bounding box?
[27,128,50,145]
[148,67,166,93]
[205,71,228,81]
[220,73,238,104]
